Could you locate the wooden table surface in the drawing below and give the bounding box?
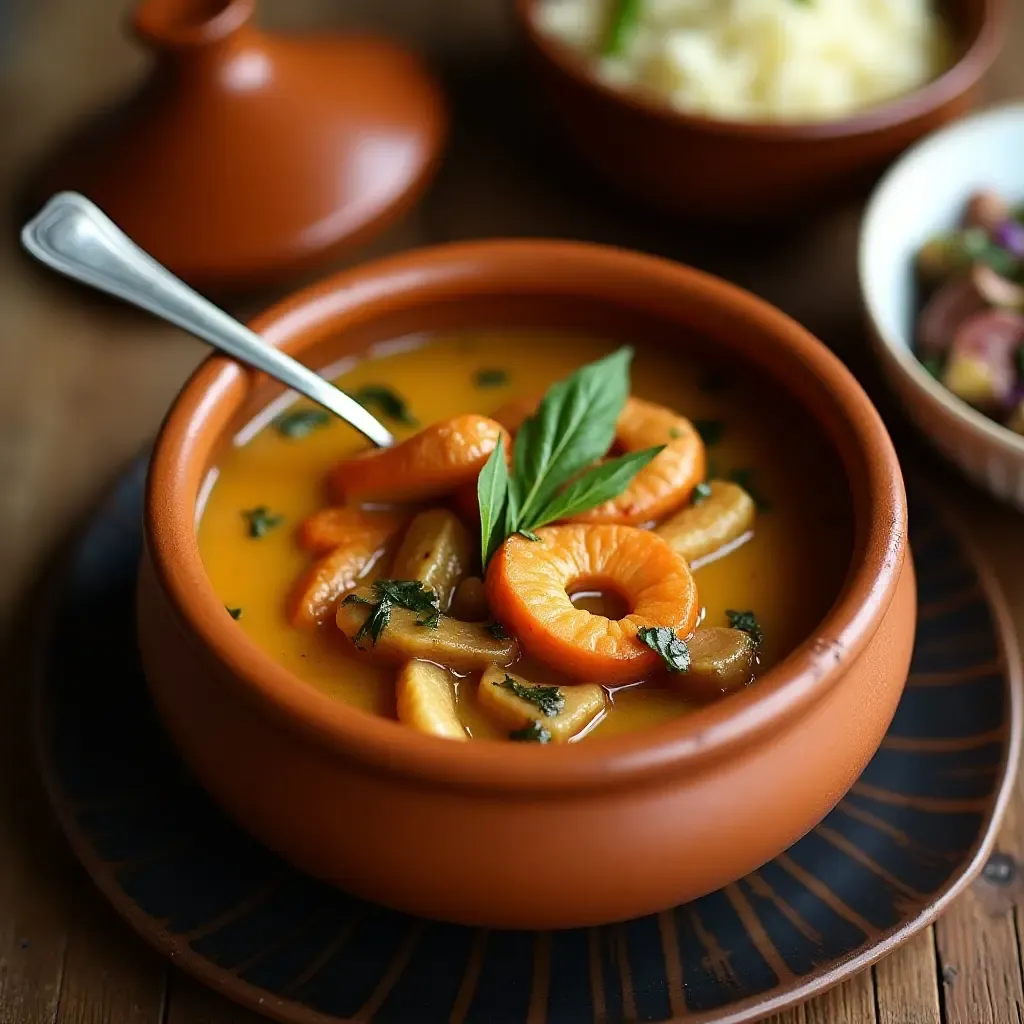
[3,2,1024,1022]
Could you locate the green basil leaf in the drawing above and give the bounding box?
[477,437,510,567]
[513,347,632,523]
[532,446,664,528]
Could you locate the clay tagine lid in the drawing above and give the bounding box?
[38,0,448,291]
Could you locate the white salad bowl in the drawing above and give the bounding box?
[860,101,1024,509]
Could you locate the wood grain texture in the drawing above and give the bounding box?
[53,887,166,1024]
[873,928,942,1024]
[0,1,1022,1023]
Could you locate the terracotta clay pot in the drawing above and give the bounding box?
[512,0,1005,223]
[139,241,914,929]
[37,0,447,291]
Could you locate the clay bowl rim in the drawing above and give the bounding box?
[512,0,1006,141]
[859,100,1024,465]
[145,239,906,796]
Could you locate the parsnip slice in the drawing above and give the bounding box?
[390,509,473,611]
[671,627,756,700]
[655,481,755,565]
[336,586,519,671]
[396,661,466,741]
[478,664,606,743]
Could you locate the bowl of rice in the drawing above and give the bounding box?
[515,0,1005,221]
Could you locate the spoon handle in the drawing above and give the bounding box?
[21,192,395,448]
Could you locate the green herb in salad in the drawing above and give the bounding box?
[603,0,642,56]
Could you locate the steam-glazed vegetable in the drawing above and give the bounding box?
[197,330,852,743]
[915,189,1024,435]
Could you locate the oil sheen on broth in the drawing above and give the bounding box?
[197,330,852,740]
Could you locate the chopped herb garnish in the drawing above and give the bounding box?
[242,506,284,538]
[275,408,330,438]
[669,427,683,439]
[497,676,565,718]
[727,609,763,647]
[226,606,243,620]
[477,348,663,566]
[603,0,641,54]
[694,419,725,446]
[509,721,552,743]
[637,626,690,672]
[342,579,441,647]
[351,385,418,426]
[921,355,945,380]
[728,469,771,512]
[692,481,713,504]
[485,622,511,640]
[474,368,509,388]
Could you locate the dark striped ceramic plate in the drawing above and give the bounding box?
[34,459,1021,1024]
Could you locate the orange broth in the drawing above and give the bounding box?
[197,330,852,740]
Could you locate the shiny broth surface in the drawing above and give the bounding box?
[198,331,852,740]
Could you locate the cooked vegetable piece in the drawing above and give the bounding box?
[485,524,697,684]
[667,628,756,700]
[1007,400,1024,435]
[396,661,466,741]
[330,414,505,503]
[994,219,1024,260]
[916,233,974,286]
[942,311,1024,410]
[655,480,755,565]
[390,509,472,612]
[916,275,989,356]
[963,189,1010,232]
[478,665,605,743]
[289,540,391,628]
[297,506,409,556]
[972,264,1024,311]
[450,576,491,622]
[337,586,519,671]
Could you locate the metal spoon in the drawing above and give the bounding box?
[20,192,395,448]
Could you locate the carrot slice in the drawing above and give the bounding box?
[297,506,410,555]
[330,414,505,504]
[572,398,705,525]
[485,524,698,684]
[289,515,405,627]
